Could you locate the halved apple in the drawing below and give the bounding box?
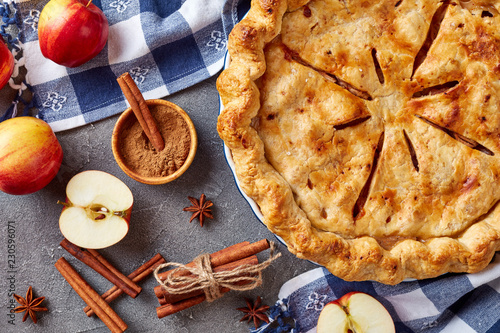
[59,170,133,249]
[317,292,395,333]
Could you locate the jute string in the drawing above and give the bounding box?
[154,241,281,302]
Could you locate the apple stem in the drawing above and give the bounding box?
[114,211,128,218]
[86,0,93,7]
[57,200,70,208]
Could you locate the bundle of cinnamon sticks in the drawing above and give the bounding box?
[154,239,275,318]
[55,239,166,332]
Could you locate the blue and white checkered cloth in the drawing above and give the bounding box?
[14,0,249,132]
[255,253,500,333]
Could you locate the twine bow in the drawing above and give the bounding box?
[154,241,281,302]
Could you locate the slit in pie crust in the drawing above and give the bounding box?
[217,0,500,284]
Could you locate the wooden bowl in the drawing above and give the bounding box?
[112,99,197,184]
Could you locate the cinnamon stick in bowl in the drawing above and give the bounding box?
[111,97,197,185]
[117,72,164,152]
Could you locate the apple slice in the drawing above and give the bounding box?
[317,292,395,333]
[59,170,133,249]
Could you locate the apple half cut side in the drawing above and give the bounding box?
[317,292,395,333]
[59,170,133,249]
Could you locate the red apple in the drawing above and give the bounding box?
[317,292,395,333]
[0,117,63,195]
[59,170,133,249]
[38,0,108,68]
[0,37,13,89]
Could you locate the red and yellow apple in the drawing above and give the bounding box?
[59,170,133,249]
[38,0,109,68]
[317,292,395,333]
[0,117,63,195]
[0,36,13,89]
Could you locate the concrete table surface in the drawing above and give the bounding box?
[0,75,317,333]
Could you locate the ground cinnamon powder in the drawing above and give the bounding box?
[118,104,191,177]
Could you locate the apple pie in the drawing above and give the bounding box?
[217,0,500,284]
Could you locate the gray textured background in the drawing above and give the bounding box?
[0,75,316,332]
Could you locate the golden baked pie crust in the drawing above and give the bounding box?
[217,0,500,284]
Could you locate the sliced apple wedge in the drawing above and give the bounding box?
[317,292,395,333]
[59,170,133,249]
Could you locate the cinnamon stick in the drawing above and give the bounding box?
[156,279,254,318]
[87,249,142,295]
[156,239,269,282]
[117,72,165,151]
[157,294,207,319]
[155,255,259,303]
[60,239,140,298]
[85,253,166,317]
[55,257,127,333]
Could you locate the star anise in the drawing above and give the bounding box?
[183,193,214,227]
[237,296,270,329]
[13,286,48,323]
